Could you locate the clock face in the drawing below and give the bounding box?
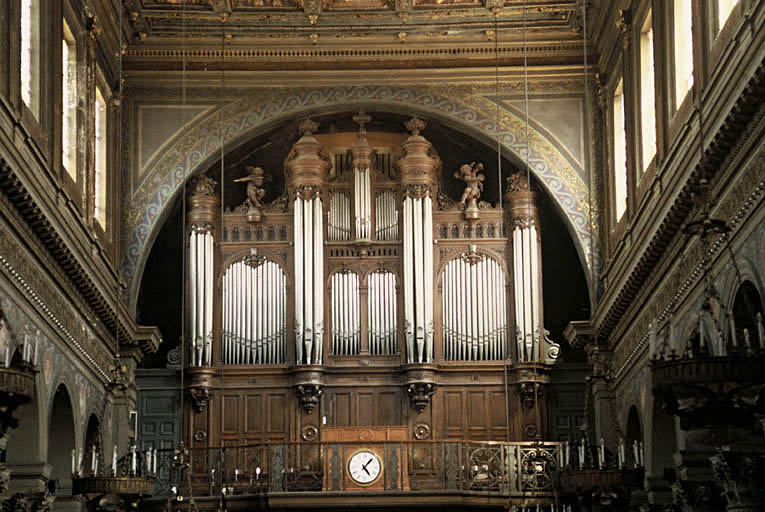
[348,450,382,485]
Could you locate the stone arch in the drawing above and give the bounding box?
[648,391,677,480]
[83,414,102,476]
[122,87,601,313]
[47,384,77,496]
[625,405,642,467]
[6,372,44,465]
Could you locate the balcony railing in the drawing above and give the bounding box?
[151,440,560,500]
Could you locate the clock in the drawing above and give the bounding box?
[347,449,382,485]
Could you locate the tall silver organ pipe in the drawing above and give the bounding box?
[397,116,440,363]
[328,192,351,241]
[330,271,361,355]
[368,270,397,355]
[402,193,434,363]
[441,255,507,361]
[286,119,330,365]
[189,226,214,367]
[222,258,286,365]
[375,191,398,240]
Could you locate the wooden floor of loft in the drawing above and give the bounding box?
[139,490,551,511]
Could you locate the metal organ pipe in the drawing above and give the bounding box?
[313,196,324,364]
[294,198,304,364]
[440,256,507,361]
[403,197,415,362]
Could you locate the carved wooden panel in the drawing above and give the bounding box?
[223,395,239,433]
[327,388,402,427]
[439,387,507,440]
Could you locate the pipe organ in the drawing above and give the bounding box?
[368,269,397,355]
[187,176,218,367]
[222,257,287,365]
[330,271,361,355]
[184,113,560,456]
[441,253,507,361]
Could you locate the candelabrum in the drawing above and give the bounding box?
[558,433,645,512]
[71,443,157,512]
[0,319,38,496]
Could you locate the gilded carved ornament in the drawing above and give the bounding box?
[189,175,217,198]
[615,9,631,50]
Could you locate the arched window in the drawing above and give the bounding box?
[441,254,507,361]
[731,281,764,350]
[222,257,287,364]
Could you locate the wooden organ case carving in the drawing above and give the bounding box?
[183,114,561,465]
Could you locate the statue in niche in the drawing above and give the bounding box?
[454,161,485,220]
[234,166,272,223]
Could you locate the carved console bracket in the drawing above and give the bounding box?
[292,365,326,414]
[185,367,216,413]
[403,364,437,413]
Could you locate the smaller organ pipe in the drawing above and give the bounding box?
[423,195,434,362]
[314,196,324,364]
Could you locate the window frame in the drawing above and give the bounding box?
[637,8,657,176]
[93,74,109,231]
[611,76,628,227]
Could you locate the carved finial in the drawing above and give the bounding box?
[484,29,496,41]
[353,109,372,133]
[189,175,217,197]
[505,172,530,194]
[404,116,426,135]
[299,118,319,136]
[615,9,631,49]
[397,31,408,43]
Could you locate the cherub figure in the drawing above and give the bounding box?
[454,162,485,219]
[234,166,272,222]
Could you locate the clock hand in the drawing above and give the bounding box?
[361,458,374,475]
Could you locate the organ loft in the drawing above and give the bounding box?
[184,113,561,449]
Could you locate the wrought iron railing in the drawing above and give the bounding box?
[151,440,560,499]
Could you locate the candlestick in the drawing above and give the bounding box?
[617,438,625,469]
[598,438,604,469]
[578,442,584,470]
[639,442,645,467]
[633,440,639,468]
[92,449,96,473]
[757,312,765,349]
[5,345,9,368]
[72,449,76,474]
[699,316,705,352]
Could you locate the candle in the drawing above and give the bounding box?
[4,345,9,368]
[112,445,117,475]
[598,438,605,469]
[757,313,765,349]
[72,449,76,474]
[744,328,752,349]
[32,333,38,365]
[633,440,639,468]
[617,438,625,469]
[92,449,96,473]
[131,447,137,474]
[578,441,585,470]
[557,444,563,467]
[699,316,705,352]
[94,458,98,476]
[152,449,157,474]
[639,442,645,467]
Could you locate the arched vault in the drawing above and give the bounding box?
[121,85,601,313]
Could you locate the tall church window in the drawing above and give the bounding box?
[613,78,628,222]
[639,12,656,173]
[672,0,694,110]
[20,0,41,119]
[94,86,107,227]
[717,0,738,32]
[62,19,78,181]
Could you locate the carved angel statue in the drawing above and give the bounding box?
[454,161,485,220]
[234,166,272,223]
